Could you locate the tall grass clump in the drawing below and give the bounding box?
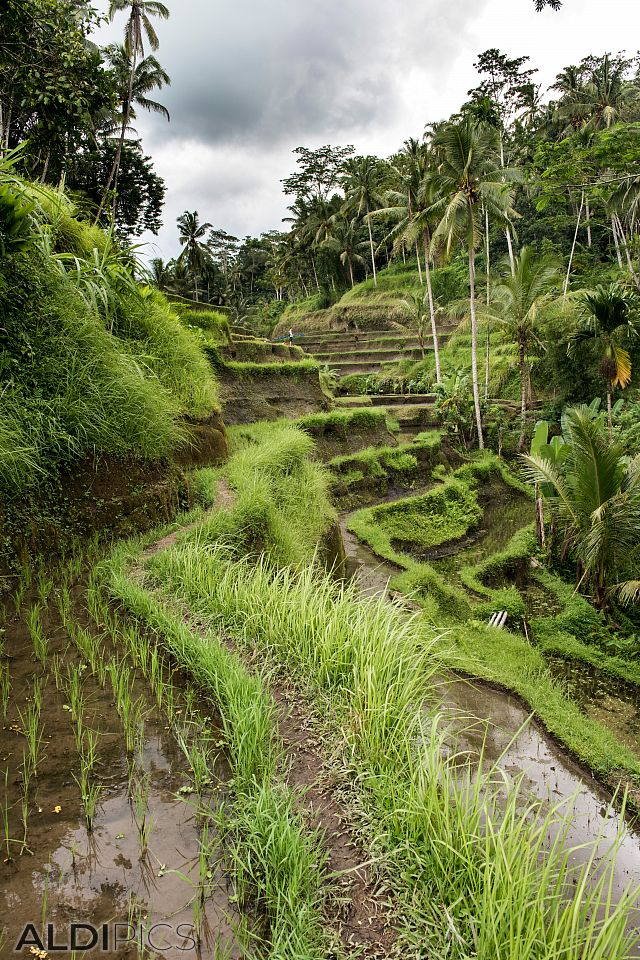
[194,424,336,568]
[0,176,220,500]
[151,542,434,771]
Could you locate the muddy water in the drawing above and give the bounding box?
[546,655,640,761]
[0,587,244,959]
[342,514,640,908]
[437,676,640,905]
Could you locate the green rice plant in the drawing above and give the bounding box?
[27,603,48,662]
[18,691,44,779]
[64,670,87,755]
[0,663,10,719]
[36,568,53,606]
[146,539,640,957]
[56,584,72,630]
[80,729,100,779]
[191,819,217,945]
[132,773,153,859]
[50,653,63,691]
[2,770,14,860]
[175,728,216,800]
[75,775,102,833]
[13,577,27,617]
[18,748,34,855]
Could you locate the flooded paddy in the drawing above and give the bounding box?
[0,575,245,958]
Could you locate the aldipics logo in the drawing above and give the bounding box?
[14,922,199,954]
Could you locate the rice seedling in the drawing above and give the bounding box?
[175,728,216,801]
[0,663,10,720]
[13,578,27,618]
[65,663,86,743]
[2,770,14,860]
[27,603,48,663]
[191,821,216,946]
[18,694,44,779]
[19,756,31,855]
[132,774,154,860]
[74,771,102,833]
[56,583,72,630]
[80,728,100,779]
[36,568,53,606]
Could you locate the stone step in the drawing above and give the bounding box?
[369,394,436,406]
[328,362,394,376]
[306,337,421,352]
[312,348,424,364]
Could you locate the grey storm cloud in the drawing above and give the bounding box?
[125,0,488,149]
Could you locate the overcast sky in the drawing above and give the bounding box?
[93,0,640,260]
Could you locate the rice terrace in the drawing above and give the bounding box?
[3,0,640,956]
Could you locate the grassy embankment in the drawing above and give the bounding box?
[348,455,640,783]
[0,179,221,556]
[96,424,640,958]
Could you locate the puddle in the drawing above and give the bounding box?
[0,583,245,959]
[436,676,640,907]
[545,655,640,761]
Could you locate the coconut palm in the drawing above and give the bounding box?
[323,216,366,288]
[177,211,213,301]
[556,55,639,133]
[483,247,562,450]
[521,406,640,609]
[375,141,443,382]
[569,283,638,433]
[341,156,386,288]
[430,119,519,448]
[100,0,170,215]
[104,45,170,128]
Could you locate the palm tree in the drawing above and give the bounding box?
[100,0,170,214]
[521,406,640,609]
[430,119,518,448]
[177,211,213,301]
[323,216,366,288]
[556,55,638,133]
[148,256,172,290]
[569,283,638,433]
[341,156,386,288]
[375,142,443,382]
[104,45,170,126]
[481,247,562,450]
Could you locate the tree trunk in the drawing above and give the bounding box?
[611,215,623,268]
[607,383,613,437]
[424,236,441,384]
[366,207,377,288]
[505,226,516,275]
[563,191,584,300]
[615,214,640,288]
[485,206,490,305]
[415,242,423,285]
[311,256,320,293]
[468,248,484,450]
[348,259,354,288]
[585,195,592,247]
[484,206,490,399]
[518,339,527,452]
